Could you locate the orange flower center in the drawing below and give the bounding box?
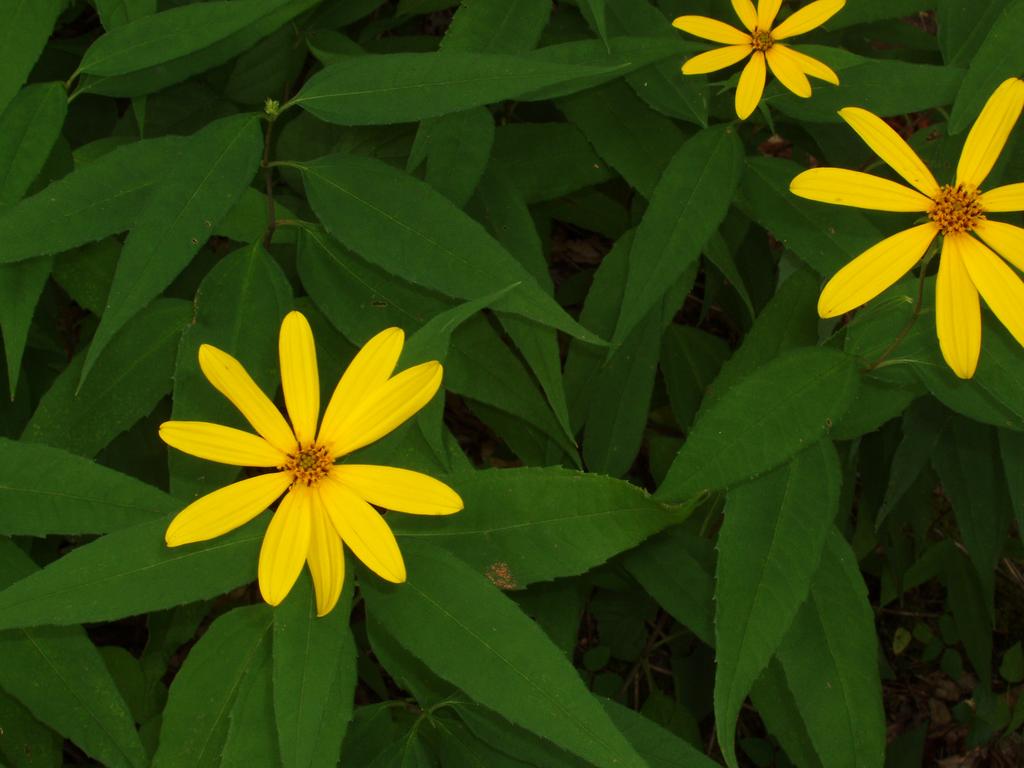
[928,184,985,235]
[282,444,333,486]
[752,29,774,51]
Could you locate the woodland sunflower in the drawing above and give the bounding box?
[790,77,1024,379]
[673,0,844,120]
[159,312,463,616]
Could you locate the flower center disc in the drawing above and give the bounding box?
[752,30,774,51]
[929,184,984,235]
[283,444,332,486]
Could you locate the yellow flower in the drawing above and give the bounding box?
[159,312,463,615]
[790,78,1024,379]
[673,0,844,120]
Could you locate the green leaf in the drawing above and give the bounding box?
[737,156,883,277]
[81,114,263,387]
[0,540,148,768]
[0,134,188,264]
[300,153,601,343]
[441,0,551,53]
[623,526,715,645]
[774,47,963,123]
[948,0,1024,133]
[410,107,494,208]
[94,0,156,30]
[273,574,357,768]
[22,298,190,458]
[0,84,67,393]
[612,125,743,347]
[392,467,689,587]
[714,442,842,768]
[828,0,931,28]
[291,49,625,125]
[79,0,320,97]
[557,79,685,199]
[169,242,292,501]
[932,416,1011,610]
[0,515,266,630]
[360,541,647,768]
[0,0,62,116]
[999,427,1024,534]
[221,638,276,767]
[937,0,1008,67]
[0,437,176,536]
[776,531,886,768]
[749,661,824,768]
[151,604,273,768]
[944,548,993,682]
[601,699,721,768]
[0,686,61,768]
[659,325,731,431]
[657,347,860,502]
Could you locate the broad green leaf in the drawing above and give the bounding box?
[601,699,721,768]
[360,541,647,768]
[999,428,1024,533]
[169,243,292,501]
[0,687,61,768]
[595,0,708,126]
[659,325,731,430]
[81,114,263,386]
[79,0,320,97]
[0,84,66,392]
[300,152,601,343]
[557,79,686,199]
[151,605,273,768]
[828,0,931,28]
[490,122,613,204]
[932,416,1011,611]
[0,438,176,536]
[612,125,743,347]
[0,0,62,116]
[441,0,551,53]
[774,47,963,123]
[656,347,859,502]
[879,399,953,525]
[392,467,691,587]
[291,49,624,125]
[944,549,994,682]
[0,515,266,630]
[937,0,1009,67]
[715,442,841,768]
[273,575,357,768]
[776,531,886,768]
[749,661,824,768]
[623,526,715,645]
[221,639,276,767]
[581,0,609,45]
[948,0,1024,133]
[410,107,494,208]
[95,0,156,30]
[737,156,884,277]
[0,541,148,768]
[0,134,188,264]
[22,299,190,458]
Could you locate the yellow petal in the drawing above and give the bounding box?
[319,474,406,583]
[973,219,1024,272]
[318,327,404,451]
[159,421,288,467]
[935,235,982,379]
[258,486,312,606]
[757,0,783,30]
[789,168,932,212]
[782,46,839,84]
[732,0,758,31]
[765,45,811,98]
[682,45,752,75]
[956,77,1024,188]
[979,182,1024,212]
[165,472,291,547]
[735,52,766,120]
[958,234,1024,353]
[671,15,751,45]
[838,107,940,197]
[198,344,296,454]
[279,311,320,446]
[307,495,345,617]
[326,361,443,458]
[772,0,845,39]
[333,465,464,515]
[817,223,938,318]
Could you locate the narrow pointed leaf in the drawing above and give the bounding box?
[0,0,63,116]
